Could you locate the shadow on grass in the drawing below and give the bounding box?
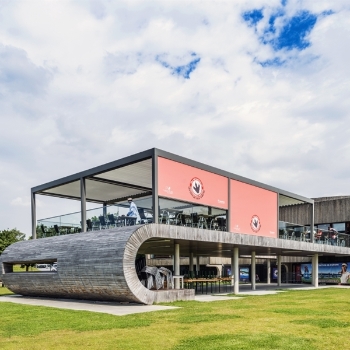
[172,333,316,350]
[291,318,350,328]
[176,313,241,324]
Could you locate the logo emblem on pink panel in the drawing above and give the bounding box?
[250,215,261,232]
[189,177,205,199]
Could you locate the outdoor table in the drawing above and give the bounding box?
[184,278,221,294]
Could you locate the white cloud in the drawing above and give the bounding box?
[0,0,350,235]
[11,197,30,207]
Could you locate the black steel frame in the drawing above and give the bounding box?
[31,148,314,238]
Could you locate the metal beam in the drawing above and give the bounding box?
[32,150,154,193]
[89,176,151,192]
[156,149,314,204]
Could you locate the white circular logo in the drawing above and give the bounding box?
[250,215,261,232]
[189,177,205,199]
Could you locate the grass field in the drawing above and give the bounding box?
[0,287,349,350]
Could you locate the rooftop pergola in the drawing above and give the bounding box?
[31,148,315,239]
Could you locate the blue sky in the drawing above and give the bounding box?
[0,0,350,235]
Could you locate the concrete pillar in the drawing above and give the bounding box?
[231,250,234,285]
[312,254,319,287]
[233,247,239,294]
[267,259,271,284]
[103,203,107,217]
[31,191,36,239]
[251,251,256,290]
[195,255,199,274]
[189,252,194,276]
[277,255,282,286]
[174,243,180,289]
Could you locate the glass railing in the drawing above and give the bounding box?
[279,221,350,247]
[279,221,310,241]
[37,203,153,238]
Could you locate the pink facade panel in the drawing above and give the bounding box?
[230,179,277,238]
[158,157,228,209]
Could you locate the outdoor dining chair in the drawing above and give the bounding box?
[107,214,117,227]
[54,224,61,236]
[138,208,153,224]
[99,216,108,229]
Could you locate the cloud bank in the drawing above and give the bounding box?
[0,0,350,235]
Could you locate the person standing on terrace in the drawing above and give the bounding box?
[127,198,139,225]
[328,226,338,246]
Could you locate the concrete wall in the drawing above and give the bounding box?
[280,197,350,225]
[279,203,311,225]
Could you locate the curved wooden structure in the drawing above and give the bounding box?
[1,223,349,304]
[0,224,195,304]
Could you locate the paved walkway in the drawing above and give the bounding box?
[0,295,179,316]
[1,284,346,315]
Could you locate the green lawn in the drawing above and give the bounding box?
[0,288,349,349]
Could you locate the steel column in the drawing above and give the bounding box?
[310,203,315,243]
[103,202,107,217]
[80,177,87,232]
[31,191,36,239]
[152,151,159,223]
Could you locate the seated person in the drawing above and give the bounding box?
[126,197,139,225]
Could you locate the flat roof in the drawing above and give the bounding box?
[32,148,313,205]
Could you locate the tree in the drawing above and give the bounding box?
[0,228,26,255]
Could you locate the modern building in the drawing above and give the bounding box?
[1,148,350,304]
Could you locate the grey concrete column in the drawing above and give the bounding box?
[31,191,36,239]
[80,178,87,232]
[174,243,180,289]
[251,251,256,290]
[312,254,319,287]
[189,252,194,274]
[267,259,271,284]
[103,203,107,217]
[231,249,234,285]
[195,255,199,273]
[277,255,282,286]
[233,247,239,294]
